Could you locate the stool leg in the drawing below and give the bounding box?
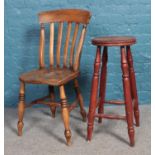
[49,86,56,118]
[87,46,101,141]
[121,46,135,146]
[59,85,71,146]
[17,81,25,136]
[126,46,140,127]
[98,46,108,123]
[74,79,87,122]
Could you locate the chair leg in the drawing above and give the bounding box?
[49,86,56,118]
[59,85,71,146]
[17,81,25,136]
[121,46,135,146]
[74,79,87,122]
[98,46,108,123]
[126,46,140,127]
[87,46,101,141]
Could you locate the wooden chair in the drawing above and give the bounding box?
[17,9,91,145]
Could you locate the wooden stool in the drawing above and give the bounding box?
[87,36,140,146]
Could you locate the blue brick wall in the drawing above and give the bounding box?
[4,0,151,107]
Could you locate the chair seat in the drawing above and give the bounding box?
[19,68,80,86]
[92,36,136,46]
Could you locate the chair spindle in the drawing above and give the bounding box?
[56,22,63,67]
[39,23,45,69]
[63,22,72,68]
[73,25,87,71]
[49,23,54,68]
[70,23,79,68]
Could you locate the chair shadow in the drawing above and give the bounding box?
[4,108,19,135]
[5,108,44,136]
[38,109,66,144]
[41,108,87,140]
[70,112,84,122]
[5,118,17,135]
[39,123,66,145]
[41,108,61,117]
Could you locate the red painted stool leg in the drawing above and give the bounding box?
[121,46,135,146]
[126,46,140,127]
[98,46,108,123]
[87,46,101,141]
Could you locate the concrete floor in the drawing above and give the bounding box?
[5,105,150,155]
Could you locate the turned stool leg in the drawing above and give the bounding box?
[74,79,87,122]
[126,46,140,126]
[98,46,108,123]
[17,81,25,136]
[59,85,71,146]
[49,86,56,118]
[87,46,101,141]
[121,46,135,146]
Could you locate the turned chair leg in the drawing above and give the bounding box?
[87,46,101,141]
[126,46,140,126]
[17,81,25,136]
[59,85,71,146]
[49,86,56,118]
[74,79,87,122]
[98,46,108,123]
[121,46,135,146]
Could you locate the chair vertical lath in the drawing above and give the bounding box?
[70,23,79,68]
[39,23,45,68]
[56,22,63,67]
[73,25,87,71]
[49,23,54,68]
[63,22,72,68]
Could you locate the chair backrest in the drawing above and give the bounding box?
[38,9,91,71]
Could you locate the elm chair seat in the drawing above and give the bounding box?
[20,68,80,86]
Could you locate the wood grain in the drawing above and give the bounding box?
[38,9,91,24]
[70,23,79,68]
[73,25,87,71]
[92,36,136,46]
[49,23,54,67]
[59,85,71,145]
[56,22,63,67]
[39,23,45,68]
[63,22,72,67]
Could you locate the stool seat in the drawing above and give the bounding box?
[92,36,136,46]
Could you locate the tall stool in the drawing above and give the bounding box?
[87,36,140,146]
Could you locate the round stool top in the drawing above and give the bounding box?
[92,36,136,46]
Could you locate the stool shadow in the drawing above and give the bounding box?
[94,111,129,145]
[74,127,86,139]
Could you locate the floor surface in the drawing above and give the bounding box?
[5,105,151,155]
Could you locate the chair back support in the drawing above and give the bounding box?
[38,9,91,71]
